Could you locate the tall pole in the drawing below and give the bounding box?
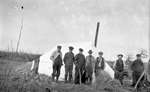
[16,6,23,52]
[94,22,100,47]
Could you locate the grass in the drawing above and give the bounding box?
[0,51,149,92]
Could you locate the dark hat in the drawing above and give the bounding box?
[98,51,103,55]
[69,46,74,50]
[79,48,83,52]
[136,54,141,57]
[118,54,123,57]
[88,50,93,54]
[57,45,62,49]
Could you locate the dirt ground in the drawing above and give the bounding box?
[0,59,148,92]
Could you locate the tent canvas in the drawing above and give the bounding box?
[31,42,114,81]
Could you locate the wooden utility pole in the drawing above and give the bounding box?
[94,22,100,47]
[16,6,24,52]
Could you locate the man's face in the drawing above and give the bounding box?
[137,56,141,60]
[89,53,92,55]
[118,56,123,59]
[69,49,73,52]
[79,51,83,53]
[57,48,61,52]
[99,54,103,57]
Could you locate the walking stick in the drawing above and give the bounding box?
[134,71,145,89]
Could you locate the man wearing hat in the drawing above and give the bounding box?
[113,54,124,85]
[95,51,105,77]
[74,48,86,84]
[85,50,95,84]
[131,54,144,87]
[50,45,63,81]
[63,46,75,83]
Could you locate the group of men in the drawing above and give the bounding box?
[50,45,146,87]
[113,54,145,88]
[50,45,105,84]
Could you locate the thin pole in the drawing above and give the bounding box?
[94,22,100,47]
[16,6,23,52]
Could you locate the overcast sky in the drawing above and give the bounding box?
[0,0,149,59]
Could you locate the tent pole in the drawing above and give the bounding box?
[94,22,100,48]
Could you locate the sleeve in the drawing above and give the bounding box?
[141,61,144,71]
[73,53,75,62]
[63,53,67,64]
[50,51,55,61]
[94,58,98,73]
[84,56,86,66]
[85,56,88,66]
[113,60,117,70]
[74,54,78,65]
[130,61,135,71]
[60,52,63,58]
[92,57,96,70]
[101,58,105,70]
[123,60,125,69]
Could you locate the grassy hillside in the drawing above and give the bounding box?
[0,51,41,62]
[0,51,149,92]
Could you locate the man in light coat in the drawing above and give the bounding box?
[85,50,95,84]
[50,45,63,81]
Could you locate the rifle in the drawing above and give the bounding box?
[134,71,145,89]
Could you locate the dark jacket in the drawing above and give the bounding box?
[131,59,144,73]
[74,53,86,70]
[95,57,105,71]
[114,59,124,72]
[63,52,75,66]
[54,55,63,65]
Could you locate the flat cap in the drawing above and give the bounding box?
[98,51,103,55]
[118,54,123,57]
[57,45,62,49]
[69,46,74,50]
[79,48,83,52]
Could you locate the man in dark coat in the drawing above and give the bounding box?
[50,45,63,81]
[74,48,86,84]
[95,51,105,77]
[113,54,124,85]
[63,46,75,83]
[131,54,144,87]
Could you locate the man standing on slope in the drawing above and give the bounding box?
[95,51,105,77]
[113,54,124,85]
[50,45,63,82]
[63,46,75,83]
[74,48,86,84]
[85,50,95,84]
[131,54,144,88]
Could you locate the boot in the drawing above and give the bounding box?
[56,77,59,82]
[52,74,55,81]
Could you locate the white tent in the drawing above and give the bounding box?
[31,22,115,81]
[31,42,114,81]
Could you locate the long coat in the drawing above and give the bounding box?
[131,59,144,73]
[131,59,144,86]
[74,53,86,84]
[85,55,95,78]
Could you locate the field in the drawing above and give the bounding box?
[0,51,149,92]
